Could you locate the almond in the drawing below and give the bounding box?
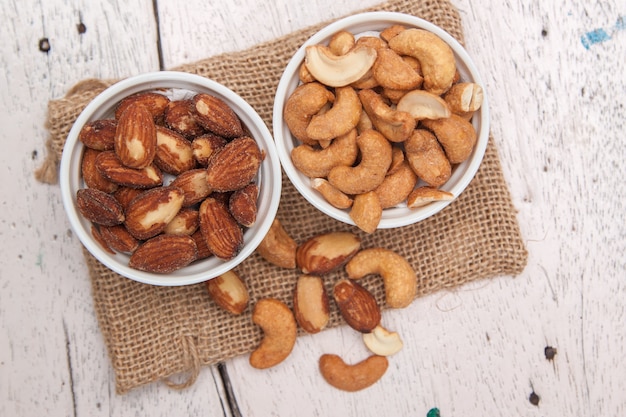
[124,186,185,240]
[78,119,116,151]
[332,279,381,333]
[114,104,157,169]
[169,168,212,206]
[128,234,198,274]
[293,275,330,334]
[206,136,262,192]
[199,197,244,260]
[164,99,205,138]
[192,133,227,166]
[113,187,144,211]
[191,93,244,138]
[163,207,199,236]
[206,270,250,315]
[154,126,195,175]
[191,229,213,260]
[76,188,125,226]
[99,224,140,253]
[91,225,115,254]
[81,148,118,193]
[96,151,163,189]
[229,183,258,227]
[115,92,170,121]
[296,231,361,274]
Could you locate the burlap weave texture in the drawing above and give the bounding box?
[43,0,528,394]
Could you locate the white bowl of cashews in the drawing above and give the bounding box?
[273,12,489,232]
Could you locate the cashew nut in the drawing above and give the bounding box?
[404,129,451,187]
[319,354,388,392]
[249,298,297,369]
[283,82,335,145]
[362,324,404,356]
[379,24,406,42]
[291,128,358,178]
[443,82,484,114]
[407,186,454,208]
[305,44,377,87]
[421,113,477,164]
[256,218,297,269]
[306,86,362,141]
[311,178,353,209]
[373,47,423,91]
[396,89,451,120]
[349,191,382,234]
[345,247,417,308]
[358,89,415,143]
[328,30,355,55]
[374,161,418,209]
[388,28,456,95]
[327,129,392,195]
[387,146,406,175]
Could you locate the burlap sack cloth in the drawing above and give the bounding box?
[39,0,528,394]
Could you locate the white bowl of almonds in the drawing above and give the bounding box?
[60,71,282,286]
[273,12,489,233]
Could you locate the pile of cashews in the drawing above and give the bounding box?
[283,24,484,233]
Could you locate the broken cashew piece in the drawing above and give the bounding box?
[306,86,362,141]
[363,324,404,356]
[256,218,297,269]
[407,186,454,208]
[283,82,334,145]
[328,30,355,55]
[349,191,383,234]
[319,354,389,392]
[359,89,415,143]
[373,47,423,91]
[345,247,417,308]
[327,129,392,195]
[291,128,358,178]
[388,28,456,95]
[311,178,354,209]
[443,82,484,114]
[249,298,297,369]
[396,89,451,120]
[305,44,377,87]
[421,114,477,164]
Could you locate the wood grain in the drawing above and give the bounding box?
[1,0,624,416]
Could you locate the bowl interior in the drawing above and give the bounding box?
[60,71,281,286]
[273,12,490,229]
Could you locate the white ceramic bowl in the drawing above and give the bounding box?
[60,71,282,286]
[273,12,489,229]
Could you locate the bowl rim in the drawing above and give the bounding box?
[273,11,490,229]
[60,71,282,286]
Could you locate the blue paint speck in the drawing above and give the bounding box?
[581,15,625,49]
[427,408,440,417]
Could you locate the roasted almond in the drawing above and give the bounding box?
[128,234,198,274]
[192,133,227,166]
[199,197,244,260]
[164,99,205,138]
[206,136,262,192]
[191,93,244,138]
[124,186,185,240]
[206,270,250,315]
[78,119,116,151]
[76,188,125,226]
[115,92,170,121]
[91,224,115,254]
[99,224,140,253]
[96,151,163,189]
[163,207,199,236]
[169,168,212,206]
[114,104,157,169]
[154,126,195,175]
[293,275,330,334]
[228,183,258,228]
[333,279,381,333]
[81,148,119,193]
[296,231,361,274]
[113,187,144,211]
[191,229,213,260]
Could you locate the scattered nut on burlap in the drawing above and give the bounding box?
[40,0,528,394]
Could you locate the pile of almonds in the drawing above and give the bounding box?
[76,90,264,274]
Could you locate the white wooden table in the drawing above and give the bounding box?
[1,1,624,416]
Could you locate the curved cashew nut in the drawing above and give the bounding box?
[249,298,297,369]
[306,86,362,141]
[396,89,451,120]
[407,186,454,208]
[328,30,355,55]
[327,129,392,195]
[388,28,456,95]
[345,247,417,308]
[283,82,335,145]
[319,353,389,392]
[291,128,358,178]
[363,324,404,356]
[359,89,415,143]
[421,114,477,164]
[373,47,423,90]
[311,178,354,209]
[305,44,377,87]
[404,129,451,188]
[374,161,418,209]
